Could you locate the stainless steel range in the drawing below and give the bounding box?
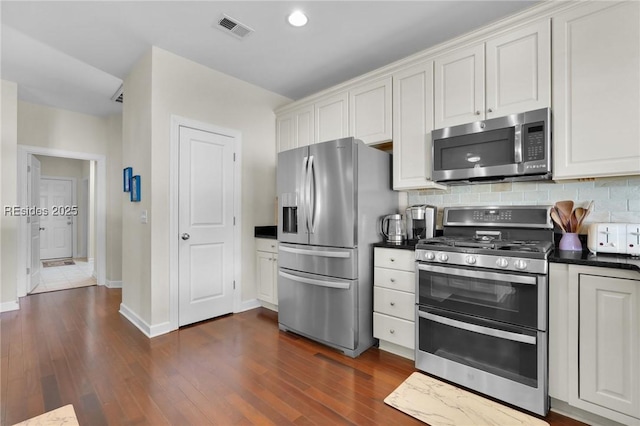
[415,205,553,416]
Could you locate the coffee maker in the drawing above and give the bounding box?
[406,205,436,240]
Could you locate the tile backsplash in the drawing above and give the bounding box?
[408,176,640,230]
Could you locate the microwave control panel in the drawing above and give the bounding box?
[522,122,549,173]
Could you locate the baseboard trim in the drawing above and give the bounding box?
[237,298,261,313]
[259,300,278,312]
[119,303,174,338]
[0,300,20,313]
[105,280,122,288]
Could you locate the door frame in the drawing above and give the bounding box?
[39,176,78,259]
[17,145,106,297]
[169,115,242,332]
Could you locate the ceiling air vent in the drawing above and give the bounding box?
[215,14,254,39]
[111,84,124,104]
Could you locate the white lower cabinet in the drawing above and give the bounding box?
[373,247,416,359]
[549,263,640,424]
[256,239,278,307]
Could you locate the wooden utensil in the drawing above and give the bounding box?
[573,207,585,233]
[555,200,574,225]
[553,205,569,232]
[551,208,566,232]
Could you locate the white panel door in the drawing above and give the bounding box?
[179,126,235,326]
[434,44,485,128]
[552,1,640,179]
[315,91,349,143]
[349,76,392,144]
[28,155,42,292]
[294,104,314,148]
[40,178,73,260]
[579,274,640,418]
[485,19,551,119]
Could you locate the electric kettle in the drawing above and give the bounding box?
[381,214,406,244]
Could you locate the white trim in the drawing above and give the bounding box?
[119,303,173,338]
[0,300,20,313]
[169,115,242,332]
[17,145,107,299]
[40,175,78,259]
[239,298,262,312]
[105,280,122,289]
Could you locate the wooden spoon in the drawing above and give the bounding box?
[555,200,574,225]
[551,208,567,232]
[573,207,585,233]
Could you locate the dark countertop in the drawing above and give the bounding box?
[549,250,640,272]
[373,240,418,251]
[254,226,277,239]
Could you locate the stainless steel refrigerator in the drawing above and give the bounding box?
[277,137,398,357]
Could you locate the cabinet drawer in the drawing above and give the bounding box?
[374,313,415,349]
[374,267,415,293]
[256,238,278,253]
[374,248,415,271]
[374,287,415,321]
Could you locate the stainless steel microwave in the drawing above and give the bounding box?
[431,108,551,184]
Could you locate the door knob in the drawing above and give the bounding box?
[181,233,190,240]
[67,222,72,225]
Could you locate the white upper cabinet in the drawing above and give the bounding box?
[434,20,550,129]
[434,44,485,129]
[485,19,551,119]
[392,61,445,190]
[276,104,314,152]
[315,91,349,144]
[552,1,640,179]
[349,76,393,145]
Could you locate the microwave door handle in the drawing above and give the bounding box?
[417,263,537,285]
[514,124,523,163]
[418,311,536,345]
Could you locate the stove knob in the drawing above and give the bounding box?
[437,253,449,262]
[425,252,435,261]
[514,259,528,271]
[496,258,509,268]
[465,255,477,265]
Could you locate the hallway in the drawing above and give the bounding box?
[30,259,96,294]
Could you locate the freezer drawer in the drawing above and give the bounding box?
[278,243,357,280]
[278,268,357,351]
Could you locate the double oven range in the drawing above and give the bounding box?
[415,206,553,416]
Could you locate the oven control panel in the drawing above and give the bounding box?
[444,206,553,229]
[416,250,548,275]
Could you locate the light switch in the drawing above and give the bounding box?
[140,210,148,224]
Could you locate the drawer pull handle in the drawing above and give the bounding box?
[389,329,395,334]
[390,302,395,306]
[390,258,395,262]
[390,278,395,283]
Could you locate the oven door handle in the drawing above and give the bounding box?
[417,263,537,285]
[418,311,536,345]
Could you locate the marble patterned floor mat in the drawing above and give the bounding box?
[384,372,549,426]
[12,404,79,425]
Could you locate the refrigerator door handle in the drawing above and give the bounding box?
[301,156,309,232]
[279,270,351,290]
[279,245,351,258]
[306,155,315,234]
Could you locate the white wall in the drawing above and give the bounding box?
[1,80,19,310]
[17,101,123,283]
[121,47,290,328]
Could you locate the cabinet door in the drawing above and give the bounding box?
[392,61,445,190]
[485,19,550,119]
[276,113,296,153]
[434,44,484,128]
[294,104,314,148]
[256,251,276,304]
[553,1,640,179]
[349,77,392,145]
[579,273,640,418]
[315,92,349,143]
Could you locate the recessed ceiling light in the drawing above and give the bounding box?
[288,11,308,27]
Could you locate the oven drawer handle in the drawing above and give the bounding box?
[280,246,350,258]
[418,311,536,345]
[417,264,537,285]
[278,270,351,290]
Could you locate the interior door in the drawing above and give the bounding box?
[178,126,235,327]
[28,155,42,292]
[40,178,73,260]
[308,138,356,248]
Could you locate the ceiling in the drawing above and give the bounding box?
[1,1,539,117]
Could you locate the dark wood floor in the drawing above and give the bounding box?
[1,286,585,425]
